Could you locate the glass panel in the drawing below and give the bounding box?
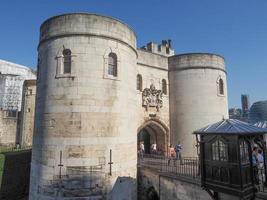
[212,139,228,161]
[240,140,249,163]
[212,141,219,160]
[219,140,228,161]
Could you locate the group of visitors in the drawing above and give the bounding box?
[252,146,265,184]
[168,142,183,165]
[138,142,161,158]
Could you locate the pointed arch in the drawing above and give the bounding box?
[138,119,169,155]
[217,76,225,96]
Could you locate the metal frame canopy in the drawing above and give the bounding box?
[194,119,267,200]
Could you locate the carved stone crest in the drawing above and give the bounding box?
[142,84,163,111]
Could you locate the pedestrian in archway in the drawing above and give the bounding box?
[140,142,145,159]
[151,143,157,154]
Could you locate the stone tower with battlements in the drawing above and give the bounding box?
[29,13,229,199]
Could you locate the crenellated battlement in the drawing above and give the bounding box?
[140,40,175,56]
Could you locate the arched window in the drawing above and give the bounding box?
[137,74,142,91]
[212,139,228,161]
[219,78,224,95]
[162,79,167,95]
[63,49,71,74]
[108,53,117,76]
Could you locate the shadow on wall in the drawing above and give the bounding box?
[37,172,137,200]
[146,186,159,200]
[0,150,31,200]
[110,176,137,200]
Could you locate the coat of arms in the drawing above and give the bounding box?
[142,84,163,111]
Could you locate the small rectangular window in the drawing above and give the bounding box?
[5,110,17,118]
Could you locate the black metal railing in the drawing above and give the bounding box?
[138,154,200,179]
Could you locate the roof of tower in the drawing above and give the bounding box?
[170,52,225,60]
[40,12,137,37]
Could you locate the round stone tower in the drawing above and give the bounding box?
[29,13,138,199]
[168,53,229,157]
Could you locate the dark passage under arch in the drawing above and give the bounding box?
[146,186,159,200]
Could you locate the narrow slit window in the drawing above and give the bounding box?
[137,74,142,91]
[63,49,71,74]
[108,53,117,76]
[219,78,224,95]
[162,79,167,95]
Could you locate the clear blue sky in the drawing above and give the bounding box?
[0,0,266,108]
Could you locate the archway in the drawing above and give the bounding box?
[146,186,159,200]
[137,120,169,156]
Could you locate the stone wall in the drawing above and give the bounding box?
[138,167,212,200]
[169,53,229,157]
[136,49,170,154]
[18,80,36,147]
[0,111,17,147]
[30,13,138,200]
[0,60,36,147]
[0,150,31,200]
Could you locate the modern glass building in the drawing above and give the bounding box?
[249,100,267,123]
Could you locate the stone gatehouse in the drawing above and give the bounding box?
[29,13,228,199]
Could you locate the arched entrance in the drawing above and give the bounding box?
[146,186,159,200]
[137,120,169,156]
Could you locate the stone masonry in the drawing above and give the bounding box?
[29,13,229,199]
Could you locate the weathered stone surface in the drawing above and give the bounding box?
[29,13,228,200]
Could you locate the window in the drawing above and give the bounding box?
[27,89,33,95]
[212,139,228,161]
[63,49,71,74]
[108,53,117,76]
[137,74,142,91]
[218,78,224,95]
[5,110,17,118]
[162,79,167,95]
[240,140,249,163]
[27,108,31,113]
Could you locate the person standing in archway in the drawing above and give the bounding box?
[151,143,157,154]
[140,142,145,159]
